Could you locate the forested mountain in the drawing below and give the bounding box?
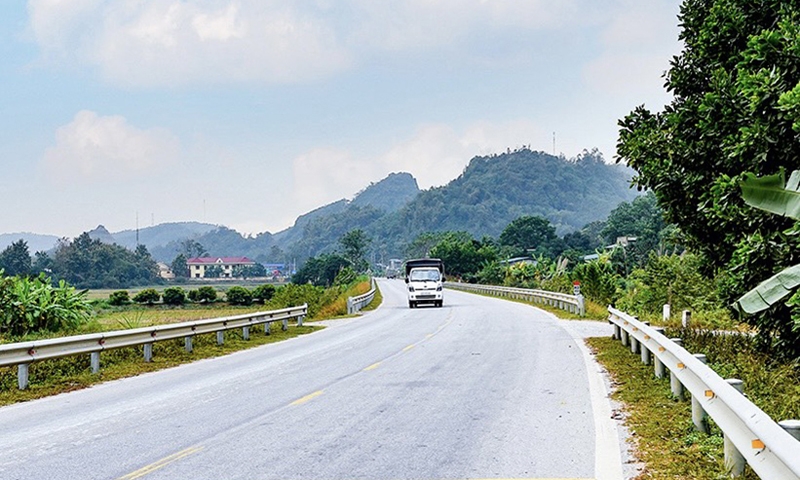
[283,149,639,261]
[2,150,636,267]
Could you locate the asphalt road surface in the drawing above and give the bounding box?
[0,279,622,480]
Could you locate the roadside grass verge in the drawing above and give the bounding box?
[0,322,320,406]
[361,284,382,312]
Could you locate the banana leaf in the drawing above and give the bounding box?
[739,169,800,220]
[735,263,800,314]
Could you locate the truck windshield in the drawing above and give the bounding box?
[410,269,440,282]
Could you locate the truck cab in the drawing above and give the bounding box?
[405,258,445,308]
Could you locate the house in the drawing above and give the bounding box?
[186,257,256,279]
[156,262,175,280]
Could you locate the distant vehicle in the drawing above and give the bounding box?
[404,258,445,308]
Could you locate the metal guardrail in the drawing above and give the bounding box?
[608,306,800,479]
[445,282,585,316]
[347,279,377,315]
[0,304,308,390]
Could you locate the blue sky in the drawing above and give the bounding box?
[1,1,681,238]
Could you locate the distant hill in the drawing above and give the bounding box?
[88,225,116,245]
[111,222,218,250]
[282,149,639,260]
[0,233,60,254]
[1,150,638,266]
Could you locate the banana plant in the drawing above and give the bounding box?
[736,169,800,314]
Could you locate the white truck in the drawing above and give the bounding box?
[404,258,445,308]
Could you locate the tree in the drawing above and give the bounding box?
[251,284,276,303]
[188,286,217,303]
[616,1,800,358]
[226,286,252,305]
[171,254,189,278]
[204,265,223,278]
[429,232,497,279]
[339,229,371,273]
[108,290,130,306]
[162,287,186,305]
[293,254,349,287]
[499,216,560,258]
[179,239,207,259]
[0,240,31,277]
[32,251,53,274]
[132,288,160,305]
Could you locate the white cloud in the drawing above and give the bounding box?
[28,0,352,86]
[28,0,590,87]
[42,110,180,183]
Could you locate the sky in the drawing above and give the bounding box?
[1,0,682,238]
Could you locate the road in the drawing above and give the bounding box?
[0,279,621,480]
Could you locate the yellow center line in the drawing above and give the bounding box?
[363,362,381,371]
[290,390,324,406]
[402,344,415,352]
[117,446,204,480]
[425,333,434,339]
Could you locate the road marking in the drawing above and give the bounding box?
[363,362,381,371]
[117,446,203,480]
[290,390,324,406]
[402,344,415,352]
[426,333,434,339]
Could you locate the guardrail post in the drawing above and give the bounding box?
[640,323,651,365]
[242,326,250,340]
[613,323,621,340]
[663,304,670,322]
[577,294,585,316]
[630,335,639,354]
[297,315,304,327]
[144,343,153,362]
[185,336,193,353]
[347,297,354,315]
[91,352,100,374]
[653,327,666,378]
[621,328,629,347]
[779,420,800,441]
[670,338,684,400]
[724,378,746,477]
[216,331,224,346]
[18,363,29,390]
[265,322,271,335]
[282,319,288,331]
[682,310,691,328]
[692,354,709,432]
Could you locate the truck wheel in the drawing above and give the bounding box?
[409,301,415,308]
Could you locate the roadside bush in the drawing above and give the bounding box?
[0,273,92,337]
[226,286,252,305]
[251,284,276,303]
[132,289,160,305]
[108,290,130,306]
[188,286,217,303]
[266,283,324,318]
[161,287,186,306]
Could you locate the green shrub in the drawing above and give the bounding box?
[266,283,325,318]
[108,290,130,306]
[0,273,91,337]
[188,286,217,303]
[226,286,252,305]
[161,287,186,305]
[251,284,276,303]
[132,288,160,305]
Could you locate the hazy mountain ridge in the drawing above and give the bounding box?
[2,150,638,265]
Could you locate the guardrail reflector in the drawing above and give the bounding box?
[677,363,685,369]
[705,390,714,398]
[632,327,638,331]
[658,347,665,352]
[623,321,629,325]
[644,335,650,340]
[752,439,765,449]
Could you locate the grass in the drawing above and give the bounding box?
[588,336,771,479]
[0,322,321,406]
[361,284,382,312]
